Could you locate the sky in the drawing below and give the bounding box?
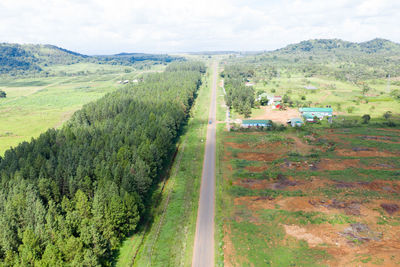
[1,0,399,55]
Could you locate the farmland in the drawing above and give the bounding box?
[0,62,164,155]
[217,124,400,266]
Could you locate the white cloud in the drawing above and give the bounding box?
[0,0,399,54]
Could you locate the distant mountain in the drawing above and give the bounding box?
[0,43,87,74]
[275,38,400,55]
[95,52,183,65]
[0,43,183,75]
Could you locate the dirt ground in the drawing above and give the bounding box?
[222,127,400,266]
[252,106,301,124]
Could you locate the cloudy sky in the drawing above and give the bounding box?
[1,0,399,55]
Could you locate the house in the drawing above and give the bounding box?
[241,120,272,128]
[303,113,318,122]
[256,93,274,105]
[289,118,304,127]
[122,80,129,84]
[273,96,282,102]
[273,101,282,109]
[299,107,333,120]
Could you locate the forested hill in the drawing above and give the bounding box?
[0,61,205,265]
[94,53,183,65]
[0,43,87,74]
[0,43,183,75]
[249,38,400,80]
[275,38,400,55]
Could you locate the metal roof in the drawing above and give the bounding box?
[242,120,272,124]
[299,107,332,113]
[291,118,303,123]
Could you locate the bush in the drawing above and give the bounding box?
[361,114,371,124]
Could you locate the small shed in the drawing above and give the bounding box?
[290,118,303,127]
[241,120,272,128]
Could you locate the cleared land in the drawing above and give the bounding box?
[217,126,400,266]
[0,63,162,155]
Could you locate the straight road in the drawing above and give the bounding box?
[192,62,217,267]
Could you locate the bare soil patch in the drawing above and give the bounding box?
[335,148,399,157]
[233,178,270,190]
[225,142,251,150]
[251,106,301,124]
[284,225,324,246]
[237,152,280,162]
[223,225,236,267]
[316,158,360,171]
[283,222,400,267]
[333,180,400,194]
[288,135,314,154]
[380,203,400,215]
[244,165,269,172]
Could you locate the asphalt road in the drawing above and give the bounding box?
[192,62,217,267]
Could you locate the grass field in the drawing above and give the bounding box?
[115,61,212,267]
[241,73,400,120]
[0,63,163,155]
[216,124,400,266]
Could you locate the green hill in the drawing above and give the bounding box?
[259,38,400,80]
[0,43,87,74]
[0,43,183,75]
[276,38,400,55]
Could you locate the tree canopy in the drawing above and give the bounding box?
[0,61,205,265]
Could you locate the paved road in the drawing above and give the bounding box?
[192,62,217,267]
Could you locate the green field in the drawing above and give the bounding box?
[251,73,400,117]
[0,63,164,155]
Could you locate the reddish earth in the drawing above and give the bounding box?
[317,158,360,170]
[237,152,280,162]
[284,224,400,267]
[335,148,399,157]
[225,142,251,150]
[223,225,235,267]
[251,106,301,124]
[244,165,269,172]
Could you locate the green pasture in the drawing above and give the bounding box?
[251,73,400,117]
[0,63,158,155]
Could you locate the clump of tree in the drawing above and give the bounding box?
[0,62,204,265]
[222,64,255,117]
[361,114,371,124]
[0,90,6,98]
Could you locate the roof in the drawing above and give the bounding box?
[242,119,272,125]
[299,107,333,113]
[291,118,303,123]
[303,114,317,119]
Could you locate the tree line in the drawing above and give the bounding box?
[0,61,205,266]
[221,64,255,117]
